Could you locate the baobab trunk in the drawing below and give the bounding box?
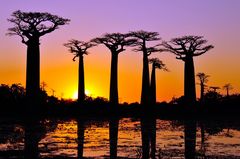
[77,119,85,158]
[200,83,204,103]
[24,119,40,158]
[141,117,150,159]
[184,56,196,105]
[150,63,156,105]
[26,38,40,102]
[110,53,119,105]
[141,51,150,106]
[184,121,197,159]
[109,118,119,159]
[150,118,156,159]
[78,55,85,103]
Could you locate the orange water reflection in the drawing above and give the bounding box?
[0,118,240,158]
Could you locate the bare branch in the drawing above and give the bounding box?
[91,32,135,54]
[7,10,70,44]
[149,58,168,71]
[128,30,160,41]
[64,39,95,61]
[162,35,214,59]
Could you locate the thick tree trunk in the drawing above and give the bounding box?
[77,119,85,158]
[200,123,205,148]
[109,118,119,159]
[26,38,40,102]
[141,117,150,159]
[110,52,119,105]
[150,64,156,105]
[150,117,156,159]
[184,56,196,105]
[141,51,150,106]
[24,119,40,158]
[184,121,197,159]
[78,55,85,103]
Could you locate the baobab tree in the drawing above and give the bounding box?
[64,40,95,103]
[163,36,214,105]
[128,30,161,106]
[7,10,70,101]
[91,33,136,106]
[223,83,233,97]
[196,72,210,103]
[149,58,167,105]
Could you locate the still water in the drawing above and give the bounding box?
[0,117,240,158]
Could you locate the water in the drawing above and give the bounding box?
[0,117,240,158]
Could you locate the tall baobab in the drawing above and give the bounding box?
[64,40,95,103]
[196,72,210,103]
[91,33,136,106]
[128,30,161,106]
[7,10,70,101]
[223,83,233,97]
[149,58,167,105]
[163,36,213,105]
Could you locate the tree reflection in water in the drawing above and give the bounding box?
[77,118,85,158]
[141,116,157,159]
[109,117,119,159]
[184,120,197,159]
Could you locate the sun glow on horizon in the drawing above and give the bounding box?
[72,89,91,99]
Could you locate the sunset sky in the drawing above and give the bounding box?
[0,0,240,103]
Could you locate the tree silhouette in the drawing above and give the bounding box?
[184,121,197,159]
[163,36,213,105]
[149,58,167,105]
[196,72,210,103]
[128,30,161,106]
[10,83,25,101]
[91,33,136,106]
[40,81,47,91]
[64,40,95,103]
[209,86,220,92]
[7,10,70,101]
[223,83,233,97]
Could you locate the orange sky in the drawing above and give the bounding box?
[0,1,240,103]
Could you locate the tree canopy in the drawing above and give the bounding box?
[91,33,136,54]
[149,58,168,71]
[162,35,214,60]
[128,30,162,56]
[7,10,70,45]
[64,39,95,61]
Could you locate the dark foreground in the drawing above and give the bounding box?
[1,101,240,158]
[1,114,240,158]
